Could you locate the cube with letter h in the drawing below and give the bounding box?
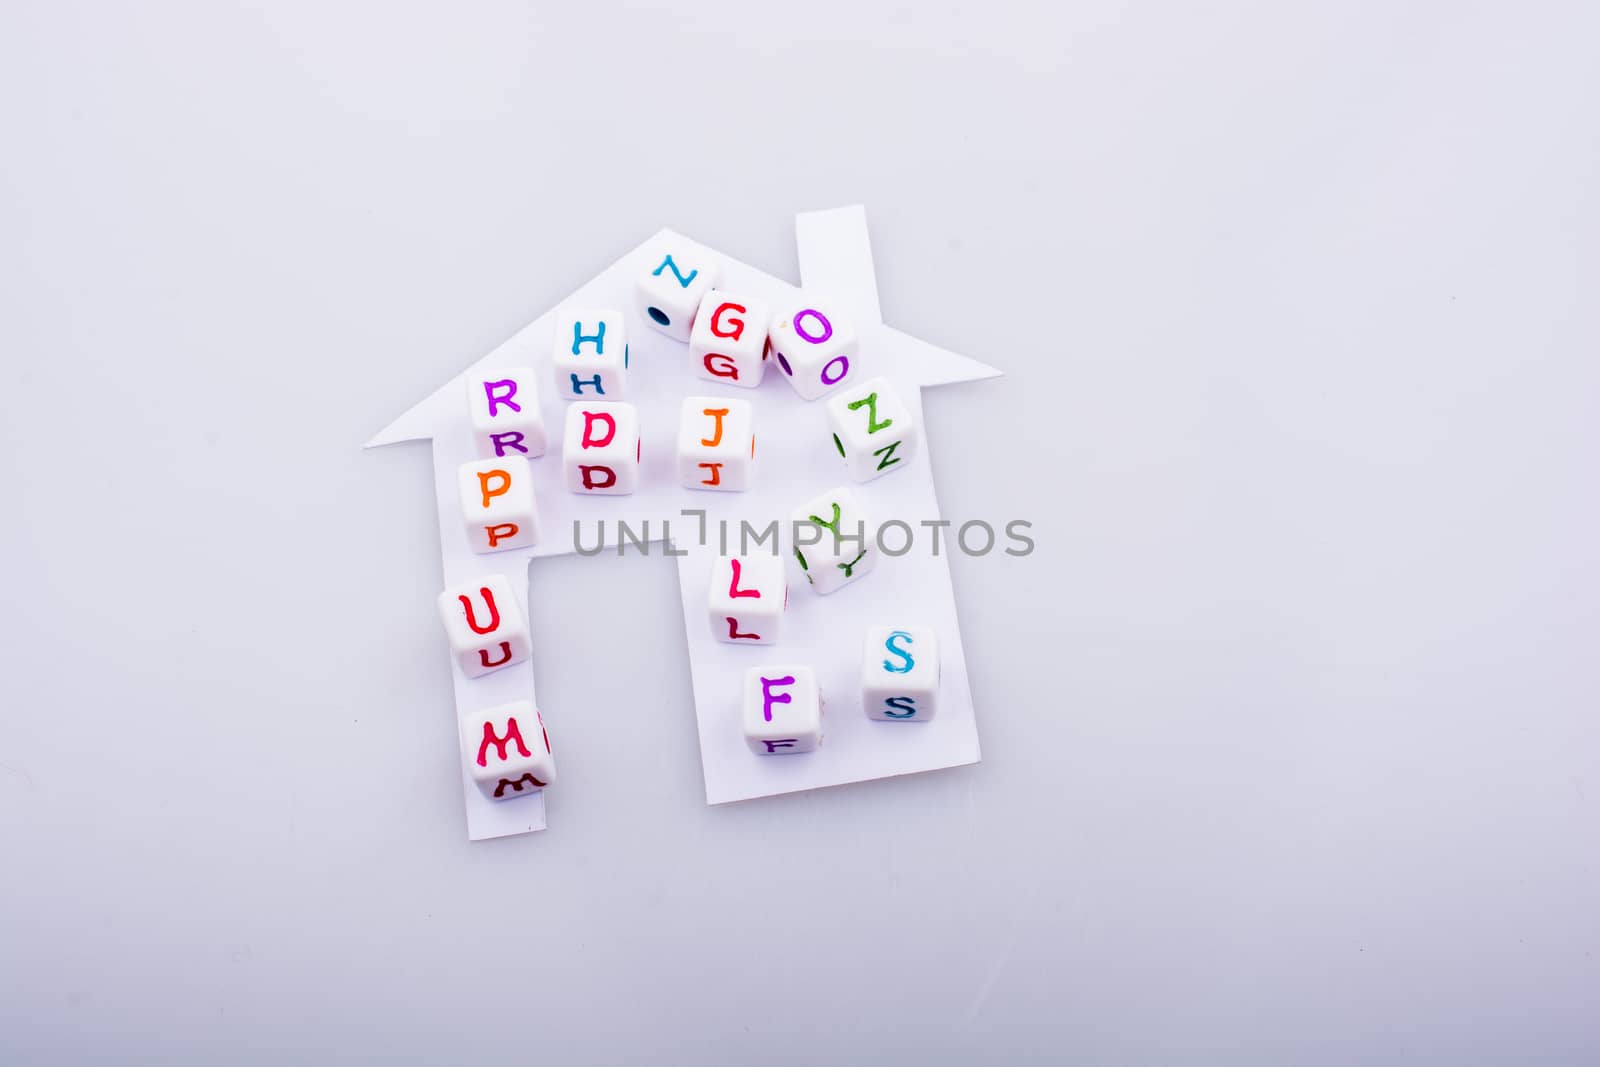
[743,665,822,755]
[861,625,939,722]
[563,401,640,495]
[677,396,754,491]
[769,302,858,400]
[461,700,556,801]
[466,369,547,459]
[791,486,878,594]
[826,375,917,482]
[437,574,532,679]
[637,245,721,342]
[689,292,770,388]
[552,308,627,401]
[708,553,785,644]
[458,455,540,553]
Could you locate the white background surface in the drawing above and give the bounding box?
[1,2,1596,1064]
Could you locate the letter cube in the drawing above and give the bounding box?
[825,375,918,482]
[461,700,556,800]
[677,395,754,491]
[637,245,721,341]
[769,303,859,400]
[437,574,531,678]
[466,368,547,459]
[708,553,785,644]
[459,455,540,553]
[743,665,822,754]
[562,401,640,495]
[552,308,627,401]
[861,625,939,722]
[688,292,770,389]
[791,486,878,594]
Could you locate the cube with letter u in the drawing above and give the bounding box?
[437,574,531,679]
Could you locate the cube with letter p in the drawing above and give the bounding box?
[458,456,540,553]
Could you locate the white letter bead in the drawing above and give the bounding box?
[677,396,754,491]
[552,308,627,401]
[790,486,878,594]
[562,401,640,495]
[743,666,822,754]
[688,292,770,389]
[769,304,859,400]
[861,626,940,722]
[825,375,918,482]
[437,575,532,679]
[461,700,556,800]
[466,369,547,459]
[708,553,786,644]
[637,246,721,341]
[458,456,540,553]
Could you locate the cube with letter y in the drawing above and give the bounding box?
[861,625,939,722]
[458,456,540,553]
[743,666,821,755]
[790,486,878,594]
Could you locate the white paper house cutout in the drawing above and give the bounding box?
[367,206,1001,840]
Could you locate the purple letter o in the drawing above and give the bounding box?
[794,309,833,344]
[820,355,849,385]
